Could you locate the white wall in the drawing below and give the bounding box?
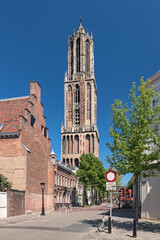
[141,173,160,219]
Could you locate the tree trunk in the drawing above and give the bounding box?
[135,174,139,221]
[133,173,139,238]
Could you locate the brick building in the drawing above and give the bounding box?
[50,150,83,210]
[61,23,99,167]
[0,81,54,215]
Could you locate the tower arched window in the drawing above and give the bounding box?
[86,39,90,74]
[75,158,79,168]
[75,84,80,125]
[71,135,73,154]
[70,158,73,166]
[91,134,94,153]
[86,83,91,120]
[76,38,80,73]
[74,135,79,154]
[68,85,73,124]
[67,135,70,154]
[70,41,73,75]
[63,136,66,154]
[86,134,90,153]
[67,158,69,165]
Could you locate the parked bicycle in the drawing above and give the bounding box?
[97,213,108,232]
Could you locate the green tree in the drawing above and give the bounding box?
[0,174,12,191]
[126,176,133,194]
[107,78,160,236]
[76,153,106,203]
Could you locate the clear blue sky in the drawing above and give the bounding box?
[0,0,160,185]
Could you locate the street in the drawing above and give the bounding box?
[0,205,160,240]
[0,206,104,240]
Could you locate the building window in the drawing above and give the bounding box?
[76,38,80,73]
[71,136,73,154]
[86,83,91,120]
[63,136,66,154]
[92,134,94,153]
[30,114,36,127]
[57,193,59,203]
[68,85,73,123]
[44,127,47,137]
[60,176,62,186]
[67,136,70,154]
[74,135,79,154]
[75,158,79,168]
[55,172,57,185]
[70,158,73,166]
[86,39,90,74]
[86,134,90,153]
[71,41,73,75]
[57,175,59,185]
[75,84,80,125]
[60,192,62,203]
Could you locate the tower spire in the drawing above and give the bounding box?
[80,17,82,26]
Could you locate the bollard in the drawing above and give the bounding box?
[133,218,137,238]
[108,216,112,233]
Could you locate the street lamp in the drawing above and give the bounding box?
[40,182,45,216]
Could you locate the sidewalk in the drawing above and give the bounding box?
[81,207,160,240]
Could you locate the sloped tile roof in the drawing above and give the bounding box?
[0,97,29,134]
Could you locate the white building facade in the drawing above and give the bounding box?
[140,70,160,219]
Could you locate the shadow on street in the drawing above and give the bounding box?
[80,219,100,228]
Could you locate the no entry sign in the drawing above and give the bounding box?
[106,170,116,182]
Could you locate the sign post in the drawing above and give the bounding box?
[106,170,116,234]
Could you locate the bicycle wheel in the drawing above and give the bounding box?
[98,222,105,232]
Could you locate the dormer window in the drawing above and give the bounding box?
[31,114,36,127]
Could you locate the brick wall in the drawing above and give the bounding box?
[7,189,25,217]
[0,81,54,215]
[21,82,54,213]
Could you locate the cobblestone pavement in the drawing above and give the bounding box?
[81,207,160,240]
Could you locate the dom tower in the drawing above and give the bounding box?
[61,23,99,167]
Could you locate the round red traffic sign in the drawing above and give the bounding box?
[106,170,116,182]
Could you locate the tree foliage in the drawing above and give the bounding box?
[127,176,133,189]
[107,78,160,177]
[106,78,160,224]
[0,174,12,191]
[76,153,106,199]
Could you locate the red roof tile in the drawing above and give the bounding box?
[0,97,29,134]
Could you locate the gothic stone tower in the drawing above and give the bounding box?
[61,23,99,167]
